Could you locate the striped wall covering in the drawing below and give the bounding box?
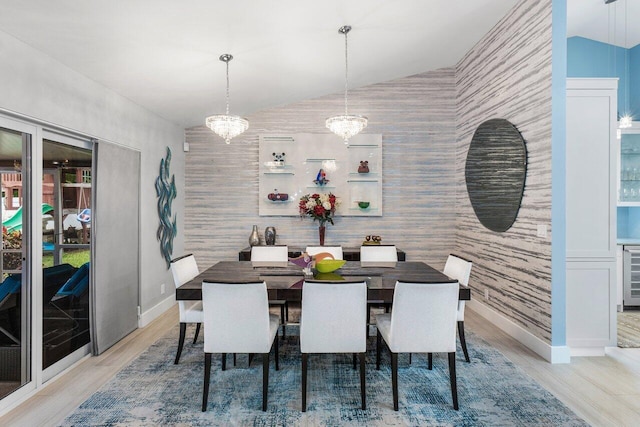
[454,0,553,343]
[185,69,457,271]
[184,0,554,345]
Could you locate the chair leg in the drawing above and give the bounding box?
[221,353,226,371]
[262,352,270,411]
[193,323,201,344]
[391,352,399,411]
[275,334,280,371]
[353,353,357,370]
[428,353,433,370]
[376,330,382,370]
[359,352,366,410]
[409,353,412,365]
[448,352,459,410]
[366,304,372,337]
[175,322,186,364]
[302,353,308,412]
[249,353,254,366]
[458,321,470,362]
[280,304,286,338]
[233,353,237,367]
[202,353,212,412]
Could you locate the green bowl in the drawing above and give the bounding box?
[315,259,346,273]
[358,201,370,209]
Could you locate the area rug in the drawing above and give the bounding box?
[61,326,587,426]
[618,310,640,348]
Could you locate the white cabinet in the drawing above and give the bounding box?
[566,78,618,354]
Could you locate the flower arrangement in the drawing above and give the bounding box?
[298,193,339,226]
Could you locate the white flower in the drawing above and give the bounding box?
[322,201,332,210]
[306,200,316,209]
[319,194,329,203]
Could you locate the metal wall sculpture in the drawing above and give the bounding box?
[155,147,177,268]
[465,118,527,232]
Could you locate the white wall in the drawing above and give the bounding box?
[0,29,185,321]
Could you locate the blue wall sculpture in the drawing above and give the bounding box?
[155,147,177,269]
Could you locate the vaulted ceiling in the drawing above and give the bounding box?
[0,0,634,129]
[0,0,519,127]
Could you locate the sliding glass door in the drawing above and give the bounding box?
[0,118,94,405]
[41,137,92,377]
[0,125,31,400]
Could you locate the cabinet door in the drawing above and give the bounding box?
[566,87,616,259]
[619,131,640,205]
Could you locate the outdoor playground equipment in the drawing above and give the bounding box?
[2,204,54,233]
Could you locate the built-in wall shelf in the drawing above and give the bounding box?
[259,133,382,216]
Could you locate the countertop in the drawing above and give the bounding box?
[618,238,640,245]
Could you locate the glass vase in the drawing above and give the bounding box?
[249,225,260,246]
[318,225,325,246]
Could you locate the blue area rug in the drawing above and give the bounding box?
[61,326,587,426]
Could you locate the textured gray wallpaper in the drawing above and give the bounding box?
[454,0,553,343]
[184,0,554,344]
[185,69,457,270]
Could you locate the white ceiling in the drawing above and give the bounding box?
[568,0,640,49]
[0,1,635,129]
[0,0,520,128]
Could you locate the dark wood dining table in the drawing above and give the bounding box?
[175,261,471,303]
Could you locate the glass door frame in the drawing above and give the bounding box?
[0,113,94,412]
[0,114,38,412]
[40,131,93,382]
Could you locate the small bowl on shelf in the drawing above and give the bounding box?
[357,201,370,209]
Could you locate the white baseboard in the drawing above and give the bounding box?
[570,347,606,357]
[468,299,571,364]
[138,294,176,327]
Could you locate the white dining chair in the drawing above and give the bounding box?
[300,280,367,412]
[376,281,460,411]
[360,245,398,267]
[201,281,280,412]
[443,254,473,362]
[305,246,344,260]
[250,245,289,267]
[170,254,203,364]
[360,245,398,335]
[250,245,289,337]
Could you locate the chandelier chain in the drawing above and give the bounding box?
[225,59,230,115]
[344,29,349,115]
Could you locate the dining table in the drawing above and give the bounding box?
[175,261,471,303]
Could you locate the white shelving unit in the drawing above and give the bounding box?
[258,134,382,216]
[618,122,640,206]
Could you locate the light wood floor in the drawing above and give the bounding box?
[2,306,640,427]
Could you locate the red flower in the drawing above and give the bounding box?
[298,192,340,226]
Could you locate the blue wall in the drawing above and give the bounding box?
[631,43,640,118]
[569,36,640,240]
[552,0,567,349]
[567,36,638,119]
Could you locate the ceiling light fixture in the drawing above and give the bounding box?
[619,0,633,128]
[205,54,249,144]
[326,25,368,144]
[606,0,633,129]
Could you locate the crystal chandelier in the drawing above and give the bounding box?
[205,54,249,144]
[326,26,368,144]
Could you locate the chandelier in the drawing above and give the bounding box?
[326,25,368,144]
[205,54,249,144]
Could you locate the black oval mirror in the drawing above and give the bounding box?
[465,119,527,232]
